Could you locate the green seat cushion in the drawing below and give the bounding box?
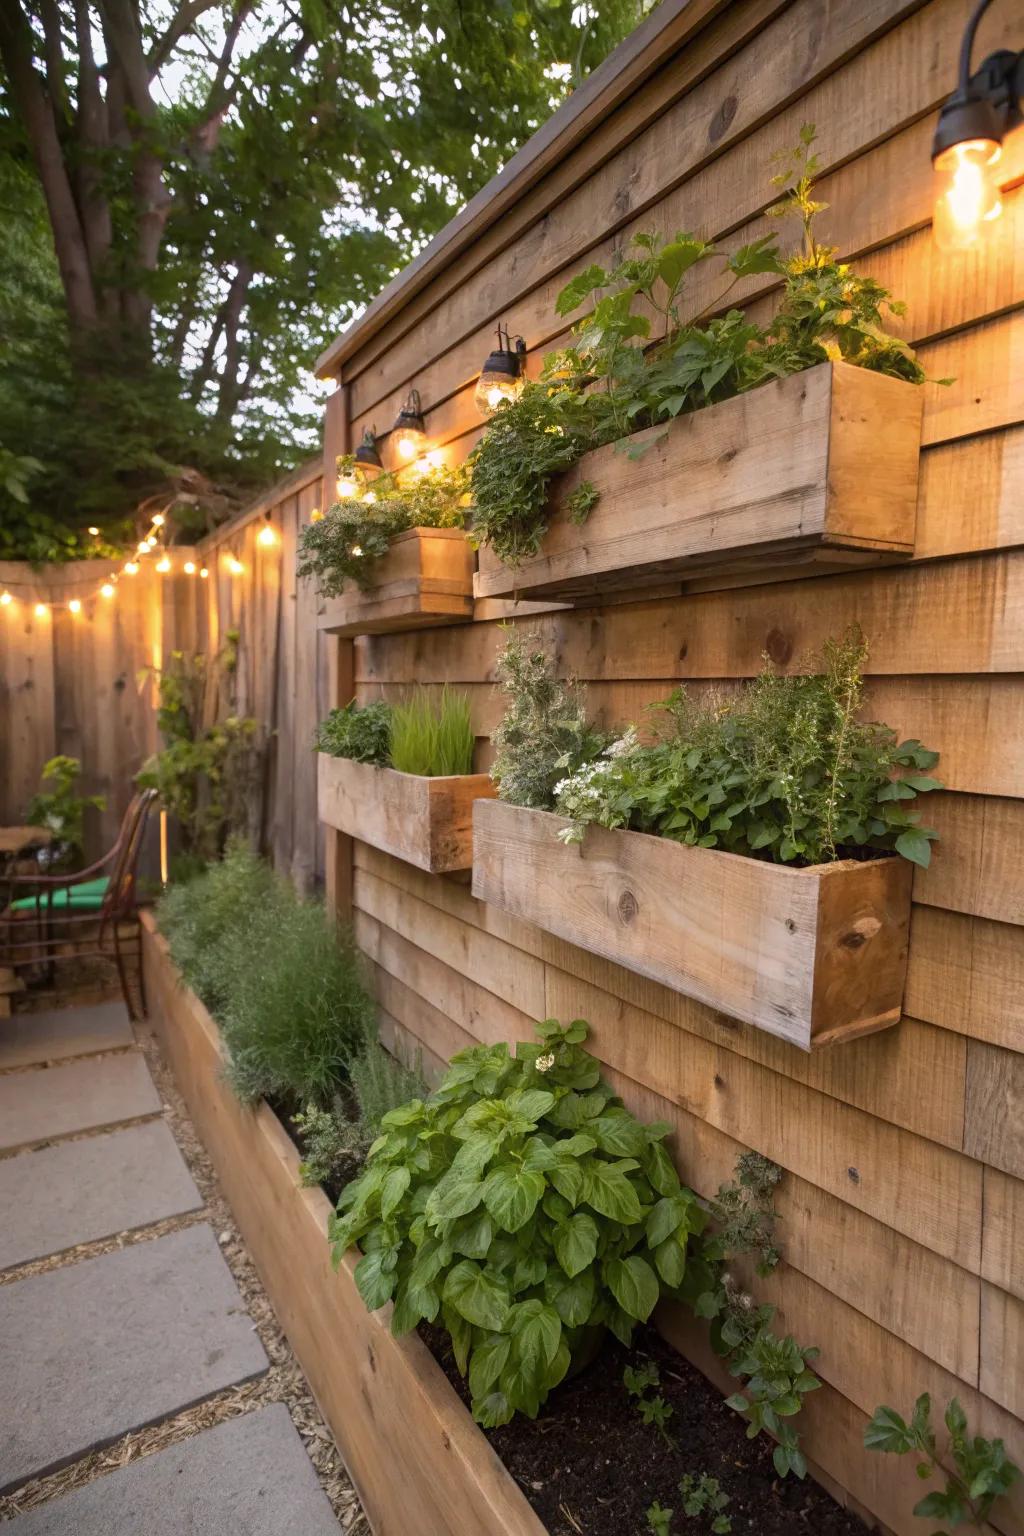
[11,876,110,913]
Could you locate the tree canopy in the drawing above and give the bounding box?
[0,0,646,558]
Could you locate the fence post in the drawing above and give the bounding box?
[321,380,355,926]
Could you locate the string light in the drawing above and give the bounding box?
[0,591,11,606]
[69,598,82,614]
[151,513,165,528]
[34,602,48,618]
[137,541,149,554]
[227,556,244,575]
[257,519,278,547]
[87,526,100,537]
[183,560,196,575]
[101,583,115,599]
[124,561,139,575]
[156,556,171,574]
[199,567,209,579]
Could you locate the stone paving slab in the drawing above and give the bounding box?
[0,1051,160,1152]
[0,1120,203,1271]
[0,1223,269,1490]
[5,1404,340,1534]
[0,1003,133,1071]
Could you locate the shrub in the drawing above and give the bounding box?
[315,700,392,765]
[26,754,105,866]
[553,629,941,867]
[490,627,610,808]
[219,894,373,1107]
[157,841,275,1015]
[390,687,475,776]
[329,1017,705,1427]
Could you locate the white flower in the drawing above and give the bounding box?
[536,1052,556,1072]
[604,727,639,759]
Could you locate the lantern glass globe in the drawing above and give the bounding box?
[933,138,1002,250]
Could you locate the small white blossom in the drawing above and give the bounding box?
[536,1052,556,1072]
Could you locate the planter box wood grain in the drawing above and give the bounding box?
[318,527,474,636]
[318,753,496,872]
[474,362,922,603]
[472,800,914,1050]
[141,914,546,1536]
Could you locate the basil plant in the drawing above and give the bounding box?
[329,1018,705,1426]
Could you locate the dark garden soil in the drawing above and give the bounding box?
[421,1322,868,1536]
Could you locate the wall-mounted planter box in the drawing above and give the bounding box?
[318,752,496,873]
[141,915,546,1536]
[472,800,913,1050]
[318,527,474,636]
[474,361,922,603]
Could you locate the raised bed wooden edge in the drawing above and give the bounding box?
[318,753,496,873]
[474,360,923,602]
[471,800,914,1050]
[140,913,546,1536]
[318,526,474,636]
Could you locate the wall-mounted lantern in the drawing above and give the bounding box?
[474,325,527,415]
[353,428,383,478]
[391,390,428,461]
[932,1,1021,251]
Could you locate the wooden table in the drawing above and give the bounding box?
[0,827,52,856]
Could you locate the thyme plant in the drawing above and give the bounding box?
[297,459,469,597]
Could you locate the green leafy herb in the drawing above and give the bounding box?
[679,1472,733,1533]
[724,1331,822,1481]
[865,1394,1021,1531]
[647,1500,674,1535]
[315,700,393,766]
[329,1017,706,1426]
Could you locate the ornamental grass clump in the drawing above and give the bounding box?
[553,628,941,868]
[330,1017,705,1427]
[389,687,475,776]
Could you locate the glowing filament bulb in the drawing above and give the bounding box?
[151,512,165,528]
[101,583,115,599]
[69,598,82,614]
[87,526,100,537]
[137,541,149,554]
[0,591,11,606]
[335,474,359,499]
[156,556,171,573]
[199,567,209,579]
[34,602,47,618]
[933,139,1002,252]
[183,561,196,575]
[257,523,277,547]
[227,556,244,575]
[124,561,139,575]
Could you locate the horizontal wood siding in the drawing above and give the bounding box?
[325,2,1024,1530]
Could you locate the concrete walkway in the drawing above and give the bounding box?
[0,1001,348,1533]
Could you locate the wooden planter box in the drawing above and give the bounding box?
[474,361,922,602]
[318,753,496,872]
[318,527,474,636]
[472,800,914,1050]
[141,914,546,1536]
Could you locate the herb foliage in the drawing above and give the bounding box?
[865,1394,1020,1531]
[329,1017,706,1427]
[316,689,475,777]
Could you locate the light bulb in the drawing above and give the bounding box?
[34,601,47,618]
[335,475,359,499]
[151,512,165,527]
[0,591,11,606]
[101,583,115,599]
[87,526,100,537]
[933,139,1002,252]
[137,541,149,554]
[145,536,156,549]
[476,375,524,415]
[124,561,139,575]
[199,567,209,579]
[227,556,244,575]
[69,598,82,614]
[184,560,196,575]
[257,523,277,547]
[156,556,171,573]
[393,430,424,461]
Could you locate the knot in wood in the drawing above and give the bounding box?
[840,916,882,950]
[764,627,793,666]
[709,94,738,144]
[616,889,639,925]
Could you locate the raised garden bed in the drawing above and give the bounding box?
[318,526,474,636]
[474,361,922,603]
[318,752,496,872]
[140,912,545,1536]
[472,799,914,1050]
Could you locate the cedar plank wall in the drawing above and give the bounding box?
[324,1,1024,1532]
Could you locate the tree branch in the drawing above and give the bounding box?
[0,0,97,332]
[74,0,115,315]
[147,0,222,78]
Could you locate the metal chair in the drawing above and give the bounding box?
[0,789,157,1019]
